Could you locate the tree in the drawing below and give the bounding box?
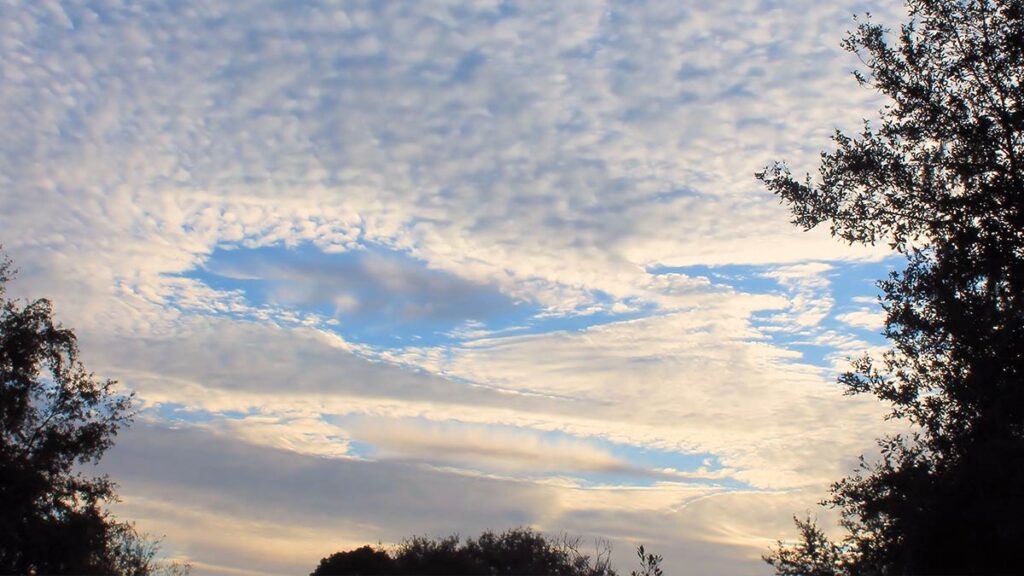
[311,545,398,576]
[311,527,620,576]
[758,0,1024,573]
[0,250,183,574]
[764,516,849,576]
[628,544,664,576]
[108,523,193,576]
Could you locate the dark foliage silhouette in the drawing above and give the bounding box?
[764,516,846,576]
[758,0,1024,573]
[0,250,185,575]
[311,545,397,575]
[311,527,619,576]
[628,545,664,576]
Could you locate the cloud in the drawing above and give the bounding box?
[100,422,557,574]
[761,262,835,329]
[81,316,603,418]
[346,417,639,475]
[201,245,521,326]
[1,0,913,573]
[78,290,894,495]
[836,308,886,331]
[440,307,894,490]
[0,0,900,331]
[101,422,824,576]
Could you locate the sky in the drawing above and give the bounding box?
[0,1,909,574]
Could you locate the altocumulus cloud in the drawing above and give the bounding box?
[3,0,908,574]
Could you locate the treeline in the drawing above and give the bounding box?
[310,528,663,576]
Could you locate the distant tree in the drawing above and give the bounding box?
[0,249,184,575]
[311,527,622,576]
[758,0,1024,573]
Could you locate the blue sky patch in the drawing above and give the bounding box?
[181,242,659,348]
[184,242,539,346]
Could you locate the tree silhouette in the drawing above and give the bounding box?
[764,516,848,576]
[628,545,664,576]
[0,250,182,575]
[311,545,398,576]
[759,0,1024,573]
[311,528,619,576]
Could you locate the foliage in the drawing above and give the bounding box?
[629,544,664,576]
[758,0,1024,573]
[311,545,397,576]
[311,527,622,576]
[0,250,185,575]
[764,516,849,576]
[109,523,193,576]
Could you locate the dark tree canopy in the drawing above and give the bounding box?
[0,251,174,574]
[312,545,397,576]
[759,0,1024,574]
[311,528,619,576]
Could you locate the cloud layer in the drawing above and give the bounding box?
[2,0,908,573]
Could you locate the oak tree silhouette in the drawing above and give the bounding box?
[759,0,1024,573]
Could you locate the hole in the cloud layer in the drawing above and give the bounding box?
[184,243,531,345]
